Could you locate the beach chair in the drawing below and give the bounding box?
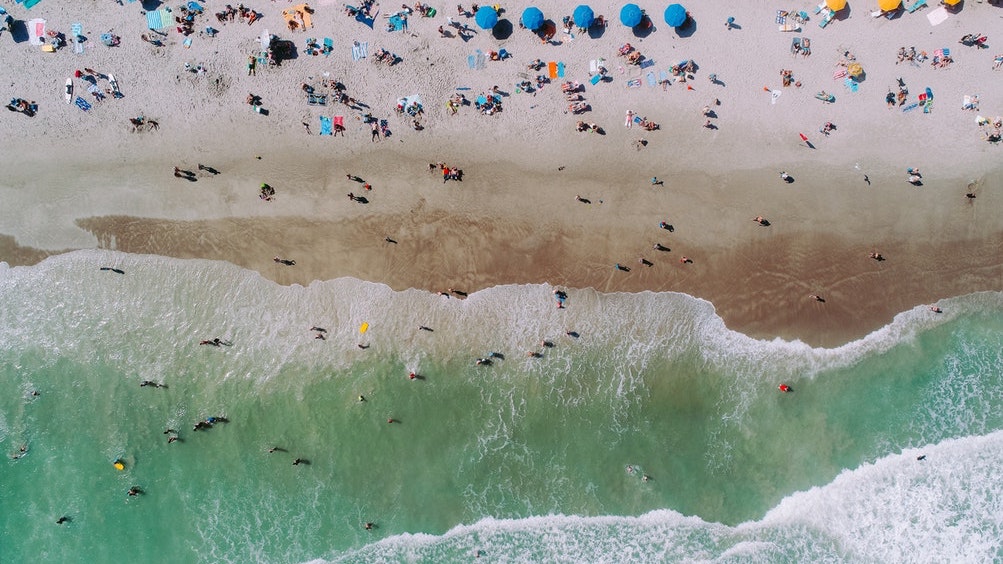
[818,10,834,28]
[906,0,927,12]
[791,36,801,54]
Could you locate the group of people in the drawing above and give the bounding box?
[214,4,261,26]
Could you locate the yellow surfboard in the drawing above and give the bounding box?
[359,322,369,334]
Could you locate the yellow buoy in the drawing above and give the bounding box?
[113,460,125,471]
[359,322,369,334]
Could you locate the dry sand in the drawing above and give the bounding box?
[1,0,1001,346]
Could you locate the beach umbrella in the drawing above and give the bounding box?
[826,0,847,10]
[942,0,960,4]
[521,6,544,30]
[664,4,687,27]
[474,5,498,29]
[573,5,594,28]
[619,3,643,27]
[878,0,901,10]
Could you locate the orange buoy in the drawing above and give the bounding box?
[779,384,791,393]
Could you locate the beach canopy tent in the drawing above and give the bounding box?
[474,6,498,29]
[521,7,544,30]
[826,0,847,10]
[878,0,901,10]
[573,5,594,28]
[620,4,643,27]
[664,4,686,27]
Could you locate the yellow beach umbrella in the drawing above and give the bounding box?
[847,63,864,77]
[878,0,901,10]
[942,0,960,5]
[826,0,847,11]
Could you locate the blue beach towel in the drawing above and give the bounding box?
[74,96,92,111]
[557,62,566,78]
[146,9,171,30]
[323,37,333,56]
[319,116,332,135]
[843,78,858,92]
[351,41,368,61]
[467,54,475,69]
[590,74,601,85]
[389,15,405,31]
[646,72,656,87]
[902,102,919,112]
[659,70,668,83]
[24,0,43,9]
[639,58,654,69]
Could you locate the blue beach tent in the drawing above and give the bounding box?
[573,5,594,28]
[664,4,687,27]
[521,6,544,30]
[474,6,498,30]
[620,4,642,27]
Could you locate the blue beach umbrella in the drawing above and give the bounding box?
[619,3,643,27]
[573,5,595,28]
[475,6,498,30]
[521,6,544,30]
[664,4,687,27]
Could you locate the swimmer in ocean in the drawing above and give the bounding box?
[127,486,143,496]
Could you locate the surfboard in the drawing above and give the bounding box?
[64,78,72,104]
[109,74,120,96]
[359,322,369,334]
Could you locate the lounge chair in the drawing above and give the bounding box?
[906,0,927,12]
[791,37,801,54]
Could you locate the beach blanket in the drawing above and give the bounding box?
[351,41,368,61]
[319,116,332,136]
[659,71,668,83]
[843,78,858,92]
[28,18,45,45]
[548,62,558,79]
[146,9,172,30]
[388,15,405,31]
[626,78,641,88]
[557,62,566,78]
[324,37,333,56]
[333,115,344,130]
[771,89,782,104]
[926,6,949,26]
[590,74,601,85]
[639,58,654,69]
[833,68,848,80]
[646,72,656,87]
[74,96,91,111]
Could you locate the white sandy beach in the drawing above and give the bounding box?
[0,0,1001,345]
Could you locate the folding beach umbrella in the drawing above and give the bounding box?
[573,5,594,28]
[942,0,960,4]
[664,4,686,27]
[619,4,643,27]
[521,6,544,30]
[878,0,901,10]
[474,6,498,29]
[826,0,847,11]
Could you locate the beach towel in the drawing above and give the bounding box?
[557,62,566,78]
[351,41,368,61]
[590,74,601,85]
[626,78,641,88]
[187,1,203,13]
[467,54,476,69]
[28,18,45,45]
[902,103,919,112]
[333,115,344,130]
[323,37,333,56]
[146,9,171,30]
[832,68,847,80]
[646,72,656,87]
[843,78,858,93]
[771,89,782,104]
[548,62,558,79]
[183,36,192,49]
[74,96,91,111]
[24,0,43,9]
[388,15,405,31]
[776,10,786,24]
[71,22,82,38]
[589,59,598,74]
[926,6,949,26]
[319,116,332,136]
[639,59,654,69]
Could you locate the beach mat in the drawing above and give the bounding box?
[74,96,91,111]
[557,62,565,78]
[319,116,332,136]
[646,72,656,87]
[639,58,654,69]
[590,74,601,85]
[547,61,558,79]
[24,0,43,8]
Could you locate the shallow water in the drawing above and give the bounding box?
[1,251,1000,563]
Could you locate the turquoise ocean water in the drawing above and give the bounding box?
[1,250,1001,563]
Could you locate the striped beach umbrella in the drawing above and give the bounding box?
[521,6,544,30]
[619,4,642,27]
[474,5,498,29]
[573,5,594,28]
[664,4,686,27]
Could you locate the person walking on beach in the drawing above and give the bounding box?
[371,121,380,142]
